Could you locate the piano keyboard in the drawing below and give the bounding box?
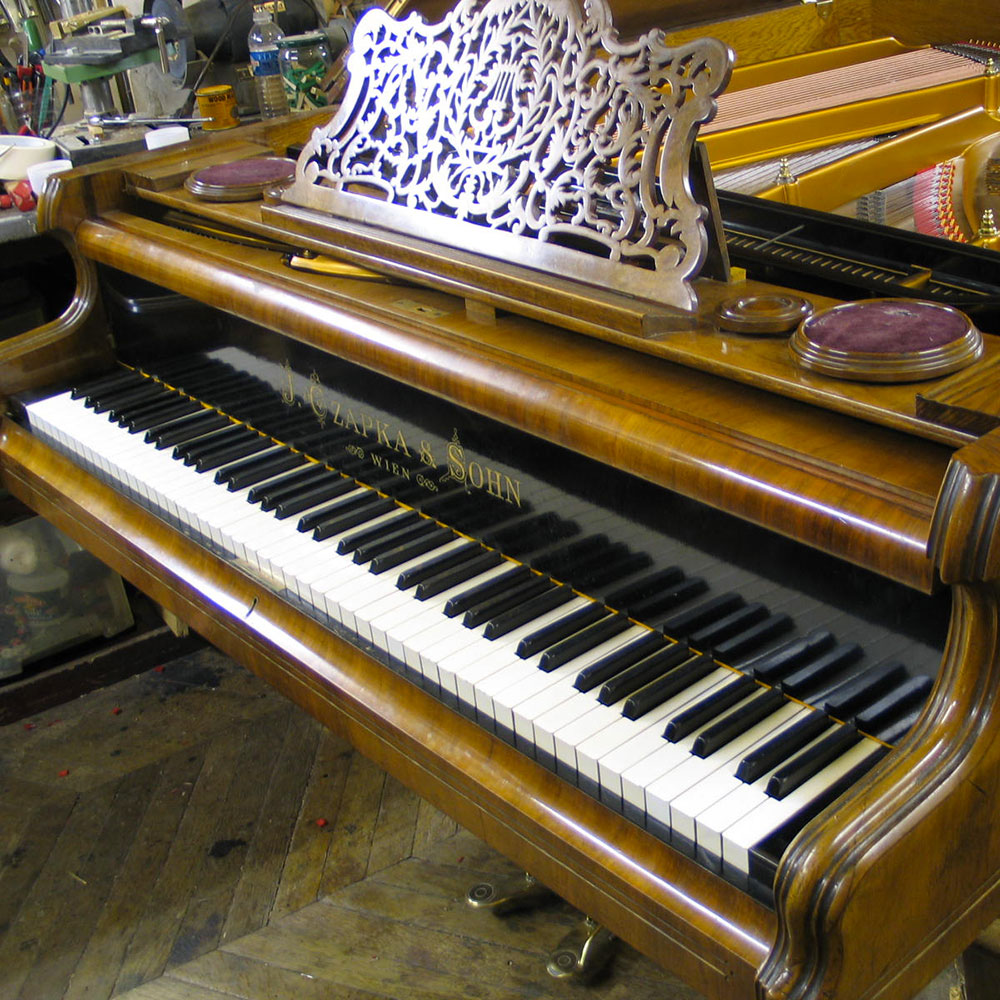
[19,358,943,902]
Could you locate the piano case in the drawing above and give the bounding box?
[4,2,1000,998]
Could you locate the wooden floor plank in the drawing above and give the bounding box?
[113,720,254,994]
[111,979,244,1000]
[219,708,322,944]
[16,764,163,1000]
[220,899,577,1000]
[156,949,409,1000]
[0,651,701,1000]
[318,754,386,896]
[270,729,355,921]
[166,708,294,968]
[0,777,78,940]
[63,747,209,1000]
[2,650,285,795]
[366,775,420,876]
[0,779,119,999]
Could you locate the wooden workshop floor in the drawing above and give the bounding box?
[0,646,703,1000]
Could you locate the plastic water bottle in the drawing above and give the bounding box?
[248,5,289,118]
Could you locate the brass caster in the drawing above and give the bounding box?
[546,917,617,981]
[466,872,557,914]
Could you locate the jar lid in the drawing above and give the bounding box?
[276,31,327,46]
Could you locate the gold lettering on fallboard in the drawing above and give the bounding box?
[308,372,327,424]
[280,361,295,405]
[443,430,521,506]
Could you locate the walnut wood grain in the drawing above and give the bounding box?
[0,418,773,1000]
[66,209,949,591]
[917,357,1000,437]
[761,438,1000,999]
[0,232,114,403]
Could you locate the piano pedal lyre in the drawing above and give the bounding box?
[466,875,617,981]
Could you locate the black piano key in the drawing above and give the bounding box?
[122,397,202,432]
[482,585,574,640]
[462,576,553,629]
[663,675,757,742]
[691,687,786,758]
[108,385,175,420]
[298,489,371,532]
[395,540,483,589]
[369,525,456,574]
[628,577,709,625]
[689,603,768,650]
[537,613,632,672]
[660,592,745,640]
[414,550,504,600]
[174,423,252,463]
[621,653,715,720]
[251,465,334,505]
[443,565,531,618]
[515,604,609,659]
[574,631,664,693]
[765,725,862,800]
[780,643,863,699]
[193,434,273,473]
[217,449,306,490]
[873,707,922,746]
[149,410,230,448]
[88,379,164,412]
[711,612,793,663]
[735,710,835,784]
[272,476,358,518]
[351,518,439,563]
[312,495,397,540]
[853,675,932,732]
[747,744,890,899]
[603,565,685,609]
[742,629,836,681]
[597,641,690,705]
[338,510,421,555]
[822,660,907,718]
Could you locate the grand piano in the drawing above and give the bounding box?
[4,1,1000,998]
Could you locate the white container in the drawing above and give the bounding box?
[26,158,72,196]
[145,126,190,149]
[0,136,56,180]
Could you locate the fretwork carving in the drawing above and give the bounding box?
[280,0,732,312]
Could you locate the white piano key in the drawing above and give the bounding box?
[666,702,808,848]
[720,738,884,876]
